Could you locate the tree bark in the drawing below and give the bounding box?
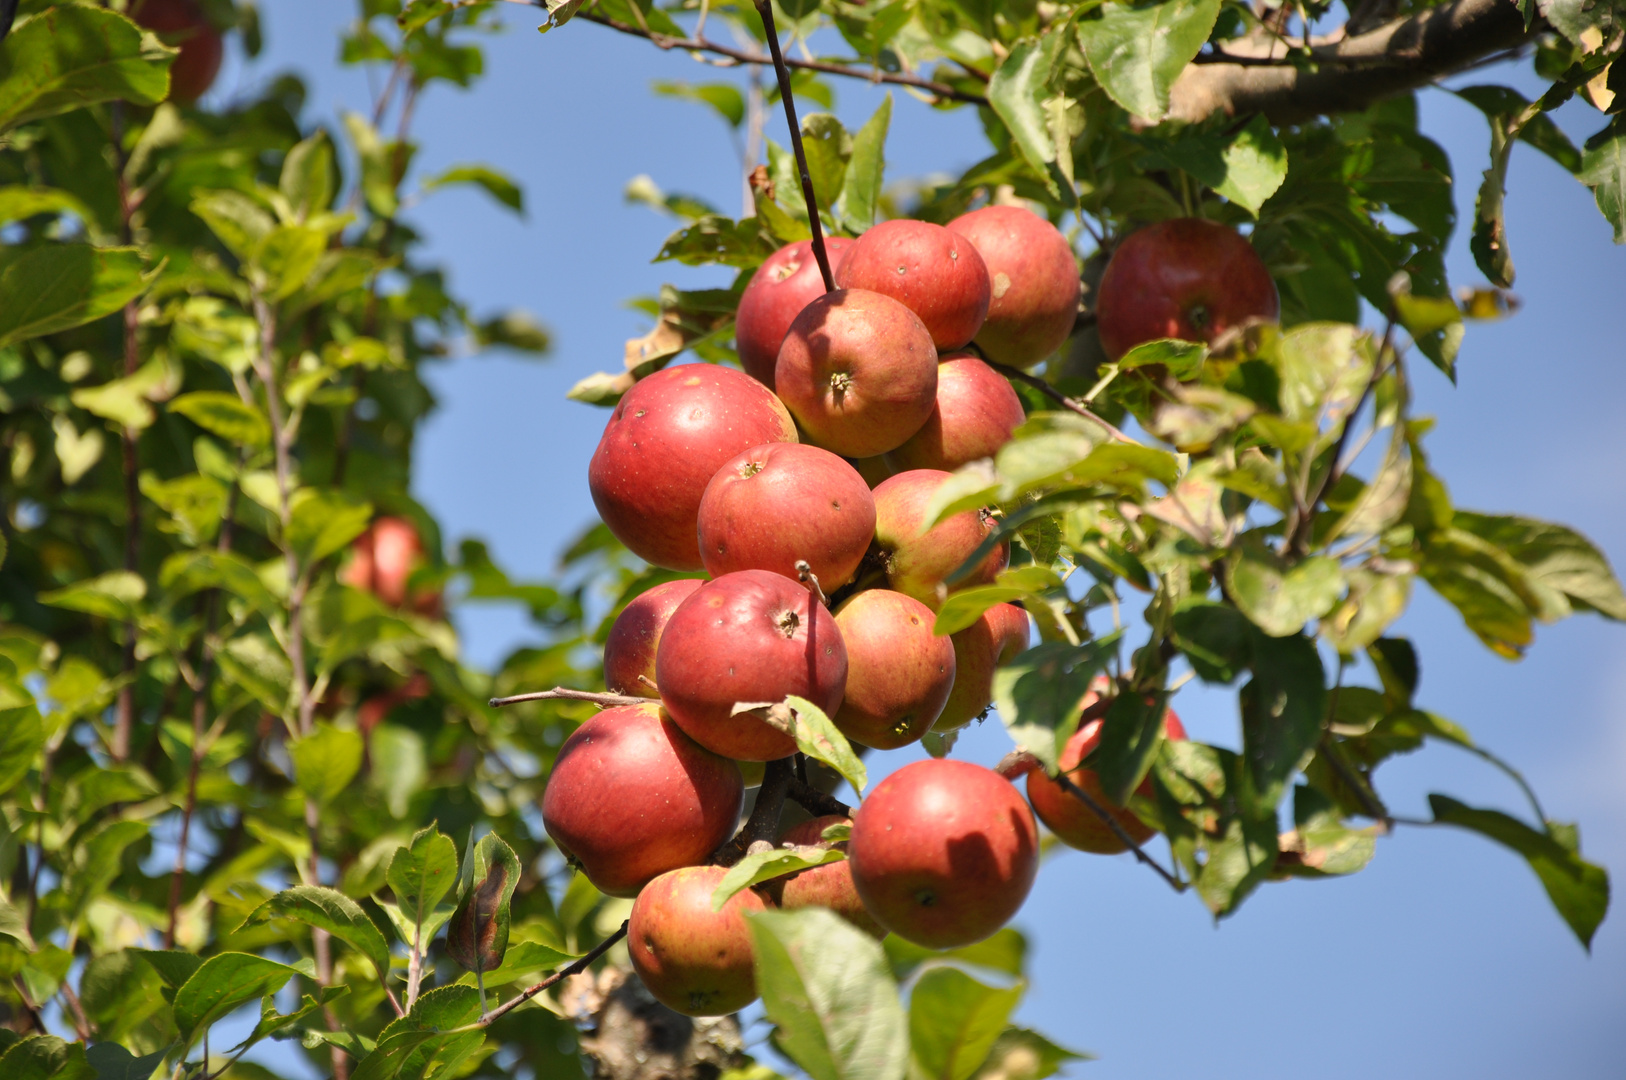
[561,966,747,1080]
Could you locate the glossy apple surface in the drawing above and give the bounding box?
[736,237,856,388]
[836,219,991,350]
[832,590,955,749]
[872,470,1008,609]
[655,570,848,761]
[1026,703,1187,854]
[629,865,765,1016]
[1094,218,1279,360]
[697,442,875,589]
[848,759,1038,948]
[541,703,744,897]
[933,602,1030,732]
[589,364,797,571]
[133,0,223,104]
[602,578,704,697]
[774,289,938,459]
[948,204,1081,367]
[763,815,886,938]
[885,353,1026,473]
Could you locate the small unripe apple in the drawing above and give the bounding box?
[872,470,1008,609]
[602,578,704,697]
[762,815,885,938]
[848,759,1038,948]
[774,289,939,459]
[831,590,955,749]
[836,219,991,350]
[132,0,224,105]
[629,865,765,1016]
[541,703,744,897]
[948,204,1081,368]
[697,442,875,589]
[736,237,856,389]
[932,602,1030,732]
[885,353,1026,473]
[655,570,848,761]
[342,516,441,616]
[1026,702,1187,854]
[1094,218,1279,360]
[589,364,798,571]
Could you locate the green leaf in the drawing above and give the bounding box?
[1278,786,1377,877]
[78,950,165,1045]
[423,164,525,216]
[288,723,364,805]
[970,1028,1089,1079]
[910,967,1025,1080]
[287,489,373,563]
[1472,114,1517,286]
[259,225,330,301]
[1116,337,1208,377]
[1227,544,1344,638]
[352,984,484,1080]
[711,846,847,912]
[0,5,173,132]
[749,908,909,1080]
[242,885,393,982]
[133,948,203,990]
[159,550,280,615]
[191,190,275,262]
[882,928,1028,981]
[342,111,401,219]
[655,213,775,267]
[0,245,146,350]
[0,186,95,227]
[169,391,272,446]
[1418,528,1540,658]
[370,723,426,818]
[988,32,1071,195]
[1239,633,1327,810]
[992,636,1120,775]
[838,94,891,233]
[172,952,299,1047]
[1148,114,1287,214]
[1580,116,1625,242]
[652,79,745,127]
[244,985,350,1052]
[1077,0,1221,122]
[1428,795,1610,949]
[1091,686,1171,807]
[0,1036,94,1080]
[1452,511,1626,620]
[84,1043,166,1080]
[453,938,579,988]
[0,706,44,799]
[38,570,145,620]
[1454,85,1582,173]
[1154,741,1278,915]
[1171,601,1253,683]
[386,824,461,939]
[281,131,337,220]
[446,832,521,975]
[782,695,869,794]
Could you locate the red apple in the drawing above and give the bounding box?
[872,470,1008,609]
[774,289,939,459]
[1026,701,1187,854]
[933,602,1030,732]
[762,815,885,938]
[836,219,991,350]
[342,517,441,616]
[541,703,744,898]
[831,590,955,749]
[697,442,876,589]
[589,364,798,571]
[948,205,1081,368]
[848,759,1038,948]
[132,0,224,105]
[1094,218,1279,361]
[884,353,1026,473]
[736,237,856,389]
[602,579,704,697]
[629,864,765,1016]
[655,570,848,761]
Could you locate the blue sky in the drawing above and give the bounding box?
[225,4,1625,1076]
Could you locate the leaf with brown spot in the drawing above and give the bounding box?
[445,833,521,975]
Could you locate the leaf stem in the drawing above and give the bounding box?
[752,0,836,293]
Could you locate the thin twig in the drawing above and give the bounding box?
[469,921,630,1029]
[109,100,141,763]
[983,358,1135,444]
[574,11,987,106]
[752,0,837,292]
[1055,774,1185,892]
[489,687,648,708]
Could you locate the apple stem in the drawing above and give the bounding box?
[636,674,659,693]
[488,687,649,709]
[982,356,1135,444]
[753,0,837,293]
[712,756,797,865]
[1053,773,1186,892]
[794,560,830,606]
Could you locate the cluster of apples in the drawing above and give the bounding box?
[542,209,1278,1017]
